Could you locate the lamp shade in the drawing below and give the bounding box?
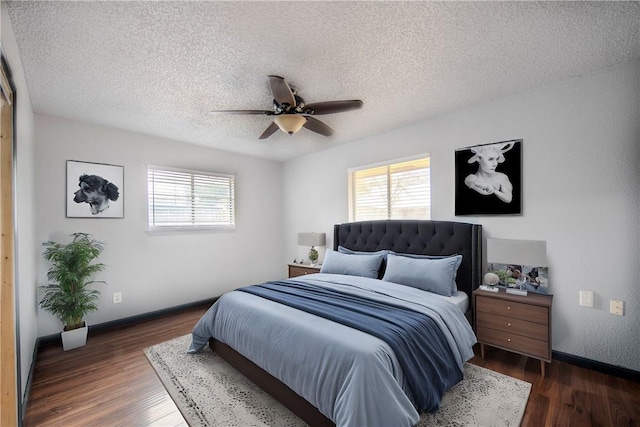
[298,232,326,247]
[487,238,546,266]
[274,115,306,135]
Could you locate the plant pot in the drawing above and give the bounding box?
[61,323,88,351]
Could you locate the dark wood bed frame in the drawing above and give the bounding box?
[209,220,482,426]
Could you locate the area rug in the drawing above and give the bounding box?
[145,334,531,426]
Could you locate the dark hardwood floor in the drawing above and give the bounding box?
[25,304,640,426]
[24,305,209,427]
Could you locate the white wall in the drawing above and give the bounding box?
[2,1,38,407]
[34,116,284,336]
[283,62,640,372]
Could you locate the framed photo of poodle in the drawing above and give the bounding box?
[66,160,124,218]
[454,139,522,215]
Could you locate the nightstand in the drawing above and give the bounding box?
[288,263,321,278]
[473,288,553,377]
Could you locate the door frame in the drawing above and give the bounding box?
[0,48,18,427]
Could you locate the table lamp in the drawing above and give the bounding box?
[298,232,326,266]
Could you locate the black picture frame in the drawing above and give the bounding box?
[455,139,522,216]
[66,160,124,218]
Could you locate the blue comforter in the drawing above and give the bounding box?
[238,280,462,413]
[189,273,477,427]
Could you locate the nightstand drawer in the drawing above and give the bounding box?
[288,264,320,278]
[476,295,548,324]
[477,327,549,359]
[476,311,548,342]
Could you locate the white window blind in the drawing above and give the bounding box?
[147,166,235,230]
[349,155,431,221]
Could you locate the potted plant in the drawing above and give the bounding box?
[39,232,106,351]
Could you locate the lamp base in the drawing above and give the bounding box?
[308,246,319,266]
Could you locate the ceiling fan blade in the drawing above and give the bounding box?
[268,75,296,107]
[303,116,334,137]
[258,121,279,139]
[303,100,363,115]
[211,109,273,115]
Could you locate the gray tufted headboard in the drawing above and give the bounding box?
[333,220,482,304]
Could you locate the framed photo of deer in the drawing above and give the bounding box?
[66,160,124,218]
[454,139,522,215]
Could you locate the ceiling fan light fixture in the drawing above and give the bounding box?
[213,76,361,139]
[274,114,306,135]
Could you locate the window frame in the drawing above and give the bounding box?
[348,154,431,222]
[147,164,236,232]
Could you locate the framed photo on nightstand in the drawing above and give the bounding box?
[487,263,549,295]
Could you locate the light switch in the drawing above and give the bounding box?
[610,300,624,315]
[579,290,593,307]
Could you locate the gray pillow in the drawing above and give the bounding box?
[382,253,463,296]
[320,250,384,279]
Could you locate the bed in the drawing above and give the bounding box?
[189,219,482,427]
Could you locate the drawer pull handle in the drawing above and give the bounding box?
[507,306,511,310]
[507,323,511,327]
[507,338,511,342]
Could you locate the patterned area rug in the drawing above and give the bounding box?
[145,334,531,426]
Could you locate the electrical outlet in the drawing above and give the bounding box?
[113,292,122,304]
[579,290,593,307]
[610,300,624,315]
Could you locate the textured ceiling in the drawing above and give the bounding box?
[6,1,640,161]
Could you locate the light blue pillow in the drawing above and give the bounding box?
[388,251,448,260]
[382,253,463,296]
[338,246,389,258]
[387,251,462,294]
[337,246,389,278]
[320,250,384,279]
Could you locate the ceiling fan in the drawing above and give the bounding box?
[211,75,363,139]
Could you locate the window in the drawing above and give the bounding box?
[348,155,430,221]
[147,166,235,230]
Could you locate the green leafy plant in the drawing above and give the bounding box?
[490,269,517,286]
[39,233,106,331]
[308,247,319,263]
